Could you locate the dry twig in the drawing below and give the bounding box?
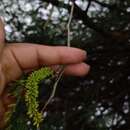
[41,2,75,113]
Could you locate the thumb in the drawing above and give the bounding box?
[0,17,5,53]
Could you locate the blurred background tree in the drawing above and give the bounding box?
[0,0,130,130]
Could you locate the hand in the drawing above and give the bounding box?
[0,18,90,127]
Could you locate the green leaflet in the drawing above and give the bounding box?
[25,67,53,128]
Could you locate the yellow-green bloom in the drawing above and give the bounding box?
[25,67,53,128]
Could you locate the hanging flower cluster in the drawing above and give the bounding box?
[25,67,53,128]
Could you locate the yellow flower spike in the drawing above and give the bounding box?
[25,67,53,127]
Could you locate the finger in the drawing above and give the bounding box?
[2,44,87,85]
[51,63,90,76]
[0,18,5,53]
[7,43,87,70]
[64,63,90,76]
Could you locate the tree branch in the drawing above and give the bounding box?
[92,0,128,14]
[85,0,92,13]
[44,0,113,38]
[42,0,128,42]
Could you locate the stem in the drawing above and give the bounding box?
[67,2,74,47]
[41,2,74,113]
[41,66,64,112]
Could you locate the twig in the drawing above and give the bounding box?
[85,0,91,13]
[41,2,74,113]
[67,2,74,47]
[41,67,64,112]
[43,5,54,29]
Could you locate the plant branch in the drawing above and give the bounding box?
[41,2,74,113]
[41,66,64,112]
[85,0,91,13]
[67,2,74,47]
[92,0,128,14]
[43,0,112,38]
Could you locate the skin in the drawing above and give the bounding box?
[0,18,90,127]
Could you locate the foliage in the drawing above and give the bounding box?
[5,67,53,129]
[0,0,130,130]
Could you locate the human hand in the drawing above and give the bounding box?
[0,18,90,127]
